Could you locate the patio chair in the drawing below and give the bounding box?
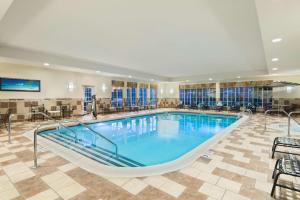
[271,155,300,197]
[230,102,240,112]
[0,109,11,129]
[199,103,209,110]
[246,103,256,114]
[177,101,183,109]
[271,137,300,158]
[190,103,197,109]
[215,101,223,112]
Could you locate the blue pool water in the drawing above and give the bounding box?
[40,112,238,166]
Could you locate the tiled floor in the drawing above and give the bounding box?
[0,110,300,200]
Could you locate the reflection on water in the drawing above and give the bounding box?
[44,112,237,165]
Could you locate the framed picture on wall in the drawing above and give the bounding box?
[0,77,41,92]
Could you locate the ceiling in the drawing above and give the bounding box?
[0,0,299,82]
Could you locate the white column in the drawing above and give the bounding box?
[216,82,220,101]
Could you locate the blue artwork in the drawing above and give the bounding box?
[0,78,40,92]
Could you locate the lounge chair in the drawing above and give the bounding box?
[0,109,11,129]
[230,103,240,112]
[199,103,209,110]
[246,103,256,114]
[271,155,300,197]
[271,137,300,158]
[190,103,197,109]
[177,101,184,109]
[215,101,223,112]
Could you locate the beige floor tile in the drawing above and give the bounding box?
[0,188,19,200]
[191,161,215,173]
[254,180,273,193]
[42,171,86,199]
[0,155,17,163]
[180,167,200,177]
[222,191,250,200]
[159,180,186,198]
[10,147,27,153]
[0,147,10,155]
[197,171,220,184]
[245,169,268,181]
[57,183,86,200]
[9,170,35,183]
[106,177,131,186]
[143,176,166,188]
[26,189,59,200]
[57,163,77,172]
[217,178,241,193]
[199,183,225,199]
[122,178,148,195]
[3,162,35,183]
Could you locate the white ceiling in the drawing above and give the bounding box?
[0,0,299,81]
[0,0,13,21]
[255,0,300,75]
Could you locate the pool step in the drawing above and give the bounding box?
[55,132,144,167]
[40,132,144,167]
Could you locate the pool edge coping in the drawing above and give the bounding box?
[23,109,248,178]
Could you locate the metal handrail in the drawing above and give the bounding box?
[264,109,300,136]
[29,112,118,168]
[244,109,253,117]
[288,111,300,136]
[29,112,79,168]
[62,119,118,157]
[7,113,14,144]
[264,109,289,130]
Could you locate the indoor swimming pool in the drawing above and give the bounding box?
[39,112,238,167]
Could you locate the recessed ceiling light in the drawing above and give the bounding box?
[128,75,132,78]
[43,62,50,66]
[272,67,278,71]
[209,78,213,81]
[272,58,279,62]
[236,76,241,79]
[272,38,282,43]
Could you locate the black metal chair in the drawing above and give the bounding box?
[271,155,300,197]
[199,103,209,110]
[246,103,256,114]
[272,137,300,158]
[230,103,241,112]
[177,102,184,109]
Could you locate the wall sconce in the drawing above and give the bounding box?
[102,83,107,92]
[67,82,75,92]
[169,88,174,94]
[286,86,293,93]
[160,88,164,94]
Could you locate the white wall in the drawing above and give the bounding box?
[1,63,300,100]
[158,82,179,98]
[0,63,112,99]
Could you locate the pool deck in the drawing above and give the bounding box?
[0,109,300,200]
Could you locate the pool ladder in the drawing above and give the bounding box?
[7,111,118,168]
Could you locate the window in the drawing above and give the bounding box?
[112,88,123,107]
[139,87,147,106]
[126,87,137,106]
[83,86,92,111]
[220,86,272,108]
[150,87,157,106]
[179,87,216,106]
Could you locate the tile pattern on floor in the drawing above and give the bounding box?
[0,110,300,200]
